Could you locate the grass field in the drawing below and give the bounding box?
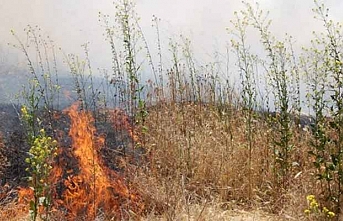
[1,0,343,220]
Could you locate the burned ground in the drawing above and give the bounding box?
[0,102,146,219]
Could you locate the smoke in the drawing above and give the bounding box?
[0,0,342,106]
[1,0,342,69]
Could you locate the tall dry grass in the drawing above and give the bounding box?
[4,0,343,220]
[129,101,319,220]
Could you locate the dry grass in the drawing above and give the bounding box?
[0,200,29,221]
[131,102,320,220]
[0,101,324,220]
[142,202,282,221]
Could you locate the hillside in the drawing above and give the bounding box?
[1,0,343,220]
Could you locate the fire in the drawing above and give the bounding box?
[62,103,143,219]
[17,187,34,205]
[108,108,141,144]
[0,186,29,220]
[18,103,144,220]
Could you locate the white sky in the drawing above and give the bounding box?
[0,0,343,71]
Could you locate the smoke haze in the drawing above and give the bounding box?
[1,0,342,69]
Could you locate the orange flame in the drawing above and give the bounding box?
[108,108,141,144]
[0,186,29,220]
[61,103,142,220]
[17,187,34,205]
[18,103,144,220]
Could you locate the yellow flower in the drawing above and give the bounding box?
[328,211,335,218]
[322,207,329,213]
[304,209,311,215]
[310,201,319,209]
[306,195,315,202]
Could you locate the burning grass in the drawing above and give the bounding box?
[57,103,143,220]
[0,101,326,220]
[0,103,144,220]
[4,0,343,219]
